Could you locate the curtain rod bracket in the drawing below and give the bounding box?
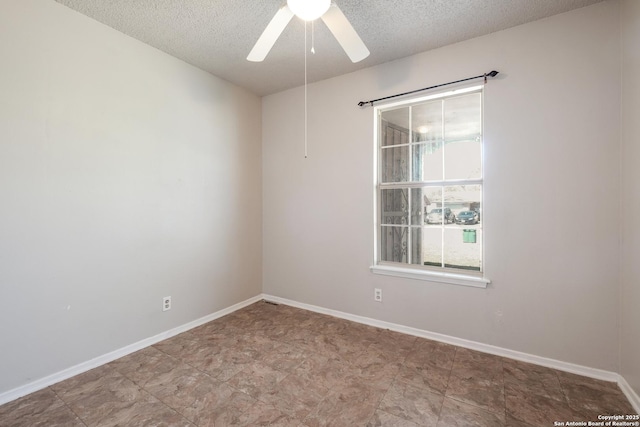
[357,70,499,108]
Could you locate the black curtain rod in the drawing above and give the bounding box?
[357,70,499,107]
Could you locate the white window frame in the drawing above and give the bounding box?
[370,85,491,288]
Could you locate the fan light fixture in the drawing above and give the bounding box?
[247,0,370,159]
[287,0,330,21]
[247,0,369,63]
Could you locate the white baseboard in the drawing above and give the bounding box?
[262,294,639,412]
[619,375,640,413]
[0,294,263,407]
[3,293,638,414]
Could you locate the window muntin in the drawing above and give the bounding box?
[375,87,484,275]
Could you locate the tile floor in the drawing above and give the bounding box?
[0,301,636,426]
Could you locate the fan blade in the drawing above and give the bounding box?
[247,6,294,62]
[321,4,369,63]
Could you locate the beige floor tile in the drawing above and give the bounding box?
[502,358,565,402]
[233,400,300,426]
[505,382,575,426]
[437,397,505,426]
[404,339,457,371]
[303,380,382,427]
[108,346,180,388]
[378,380,443,425]
[396,363,451,395]
[55,367,189,427]
[558,375,636,418]
[445,369,505,414]
[226,361,289,399]
[0,388,85,427]
[142,362,233,422]
[366,409,421,426]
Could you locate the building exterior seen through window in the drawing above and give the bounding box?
[375,86,483,273]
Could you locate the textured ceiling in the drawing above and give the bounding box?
[54,0,602,96]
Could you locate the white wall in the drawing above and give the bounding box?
[620,0,640,397]
[0,0,262,394]
[263,1,621,372]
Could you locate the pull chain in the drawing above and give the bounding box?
[304,21,317,159]
[304,21,308,158]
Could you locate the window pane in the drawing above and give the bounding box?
[444,228,482,271]
[423,187,446,225]
[410,227,422,265]
[444,93,481,141]
[381,145,409,182]
[381,189,408,225]
[381,108,410,146]
[412,141,443,182]
[410,188,424,225]
[443,185,482,222]
[443,184,482,271]
[444,93,482,180]
[412,100,443,142]
[421,227,442,267]
[444,139,481,180]
[380,226,408,263]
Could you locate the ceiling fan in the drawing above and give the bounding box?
[247,0,370,63]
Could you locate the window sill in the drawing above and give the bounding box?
[370,265,490,288]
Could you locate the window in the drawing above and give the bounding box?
[371,86,490,287]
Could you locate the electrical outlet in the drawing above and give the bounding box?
[374,288,382,302]
[162,296,171,311]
